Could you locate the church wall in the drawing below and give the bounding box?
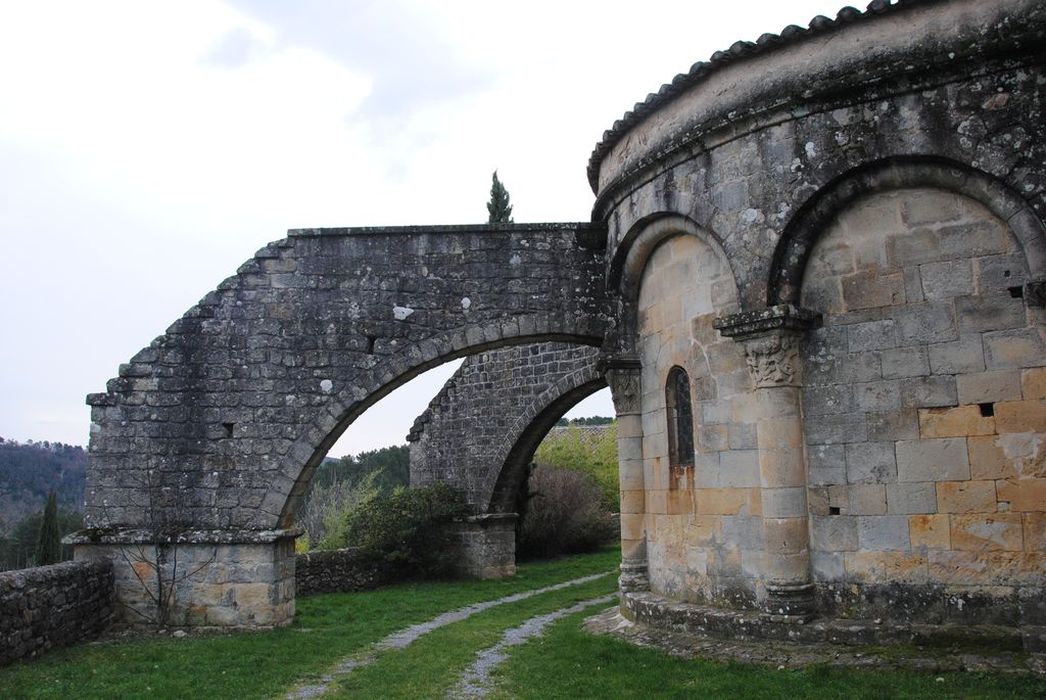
[801,187,1045,623]
[636,233,761,607]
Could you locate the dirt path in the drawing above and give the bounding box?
[448,594,616,699]
[286,571,614,699]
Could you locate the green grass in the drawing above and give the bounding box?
[332,576,615,698]
[489,602,1046,700]
[0,547,619,699]
[4,543,1045,700]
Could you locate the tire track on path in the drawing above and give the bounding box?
[286,571,614,699]
[448,594,617,699]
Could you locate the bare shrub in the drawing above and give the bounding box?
[517,466,615,560]
[297,474,377,551]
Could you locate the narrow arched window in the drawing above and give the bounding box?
[665,366,694,469]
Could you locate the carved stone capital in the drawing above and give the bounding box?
[715,305,819,389]
[742,332,803,388]
[600,354,642,415]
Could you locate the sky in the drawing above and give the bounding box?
[0,0,849,457]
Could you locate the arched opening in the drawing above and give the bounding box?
[293,358,464,551]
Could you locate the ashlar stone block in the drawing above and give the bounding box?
[918,405,995,438]
[957,370,1023,405]
[950,513,1024,552]
[985,329,1045,371]
[967,436,1019,481]
[927,333,986,375]
[848,484,888,515]
[810,515,858,552]
[909,513,951,550]
[886,481,937,514]
[845,441,897,483]
[996,478,1046,512]
[920,259,974,300]
[1022,368,1046,400]
[856,515,911,551]
[896,438,970,482]
[994,399,1046,434]
[936,480,998,514]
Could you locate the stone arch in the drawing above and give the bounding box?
[277,330,605,528]
[792,168,1046,626]
[79,222,612,628]
[408,341,605,515]
[485,360,607,514]
[769,156,1046,306]
[608,213,738,354]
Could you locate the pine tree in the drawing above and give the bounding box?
[34,491,62,566]
[486,171,514,223]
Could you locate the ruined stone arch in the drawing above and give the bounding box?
[407,341,605,514]
[79,223,612,627]
[485,358,607,514]
[277,330,606,528]
[769,156,1046,307]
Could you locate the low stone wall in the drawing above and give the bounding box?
[0,560,113,666]
[295,548,390,596]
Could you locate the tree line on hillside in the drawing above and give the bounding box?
[0,437,87,571]
[554,415,614,427]
[0,438,86,524]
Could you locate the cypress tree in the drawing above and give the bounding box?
[35,492,62,566]
[486,171,514,223]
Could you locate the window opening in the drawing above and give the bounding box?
[665,366,694,469]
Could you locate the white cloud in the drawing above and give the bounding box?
[0,0,849,453]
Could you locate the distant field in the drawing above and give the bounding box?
[2,546,1043,699]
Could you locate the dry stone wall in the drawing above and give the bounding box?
[0,560,113,666]
[295,548,388,596]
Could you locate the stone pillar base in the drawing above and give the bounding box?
[67,528,299,629]
[762,582,816,622]
[449,513,517,579]
[619,560,650,593]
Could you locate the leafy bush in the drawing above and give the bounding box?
[534,423,619,511]
[341,482,470,579]
[517,466,616,560]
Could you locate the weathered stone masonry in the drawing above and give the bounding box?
[408,342,603,578]
[409,342,603,512]
[592,0,1046,647]
[0,560,113,666]
[78,0,1046,649]
[81,223,612,627]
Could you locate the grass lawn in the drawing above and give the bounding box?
[3,544,1044,699]
[491,603,1046,700]
[0,548,618,699]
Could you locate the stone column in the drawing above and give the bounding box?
[602,354,648,592]
[715,305,820,620]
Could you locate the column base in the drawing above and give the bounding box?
[761,582,816,622]
[619,560,650,593]
[67,528,299,629]
[449,513,517,579]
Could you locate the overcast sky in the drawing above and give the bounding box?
[0,0,848,457]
